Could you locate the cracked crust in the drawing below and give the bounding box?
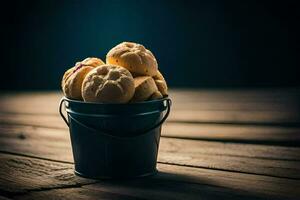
[149,90,163,100]
[61,57,105,100]
[106,42,158,76]
[153,70,168,96]
[82,64,135,103]
[131,76,158,102]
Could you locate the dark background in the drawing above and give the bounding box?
[1,0,299,90]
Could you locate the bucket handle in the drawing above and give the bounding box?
[59,98,70,126]
[59,97,172,139]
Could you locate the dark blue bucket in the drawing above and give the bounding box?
[59,97,171,179]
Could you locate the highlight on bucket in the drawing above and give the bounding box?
[59,41,171,179]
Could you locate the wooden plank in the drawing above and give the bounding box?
[0,92,61,115]
[1,90,299,124]
[168,110,300,125]
[0,113,65,129]
[169,88,300,100]
[1,124,299,162]
[163,122,300,145]
[1,90,299,113]
[171,101,299,111]
[13,187,146,200]
[13,180,269,200]
[0,153,95,195]
[153,164,300,199]
[159,140,300,179]
[1,111,299,133]
[171,89,300,112]
[11,163,300,200]
[1,114,300,144]
[2,153,299,200]
[0,126,299,199]
[1,89,299,109]
[0,125,299,179]
[0,125,72,162]
[0,196,11,200]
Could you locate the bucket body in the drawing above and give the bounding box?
[59,97,171,179]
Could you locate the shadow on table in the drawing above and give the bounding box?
[82,170,272,200]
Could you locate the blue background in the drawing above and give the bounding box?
[1,0,299,90]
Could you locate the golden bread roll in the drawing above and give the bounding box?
[131,76,158,102]
[153,70,168,96]
[149,90,163,100]
[61,57,105,100]
[82,64,135,103]
[106,42,158,76]
[78,57,105,67]
[61,66,76,90]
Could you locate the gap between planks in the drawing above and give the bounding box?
[1,89,300,125]
[0,152,300,200]
[1,114,300,147]
[1,149,299,181]
[0,124,299,180]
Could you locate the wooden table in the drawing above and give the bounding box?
[0,89,299,200]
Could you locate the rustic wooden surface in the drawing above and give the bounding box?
[0,89,299,200]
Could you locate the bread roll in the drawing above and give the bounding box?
[106,42,158,76]
[78,57,105,67]
[61,57,104,100]
[149,90,163,100]
[153,70,168,96]
[131,76,158,102]
[82,64,135,103]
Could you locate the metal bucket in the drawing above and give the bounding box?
[59,97,171,179]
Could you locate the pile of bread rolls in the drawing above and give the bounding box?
[61,42,168,103]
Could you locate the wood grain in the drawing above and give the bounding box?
[1,113,300,144]
[0,125,299,179]
[0,113,65,129]
[0,90,299,199]
[155,163,300,199]
[168,110,300,125]
[12,163,300,200]
[1,108,299,127]
[1,153,298,200]
[0,196,11,200]
[163,122,300,145]
[14,180,268,200]
[0,125,72,163]
[1,90,299,124]
[13,187,146,200]
[0,153,95,195]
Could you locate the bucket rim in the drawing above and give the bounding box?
[63,96,169,105]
